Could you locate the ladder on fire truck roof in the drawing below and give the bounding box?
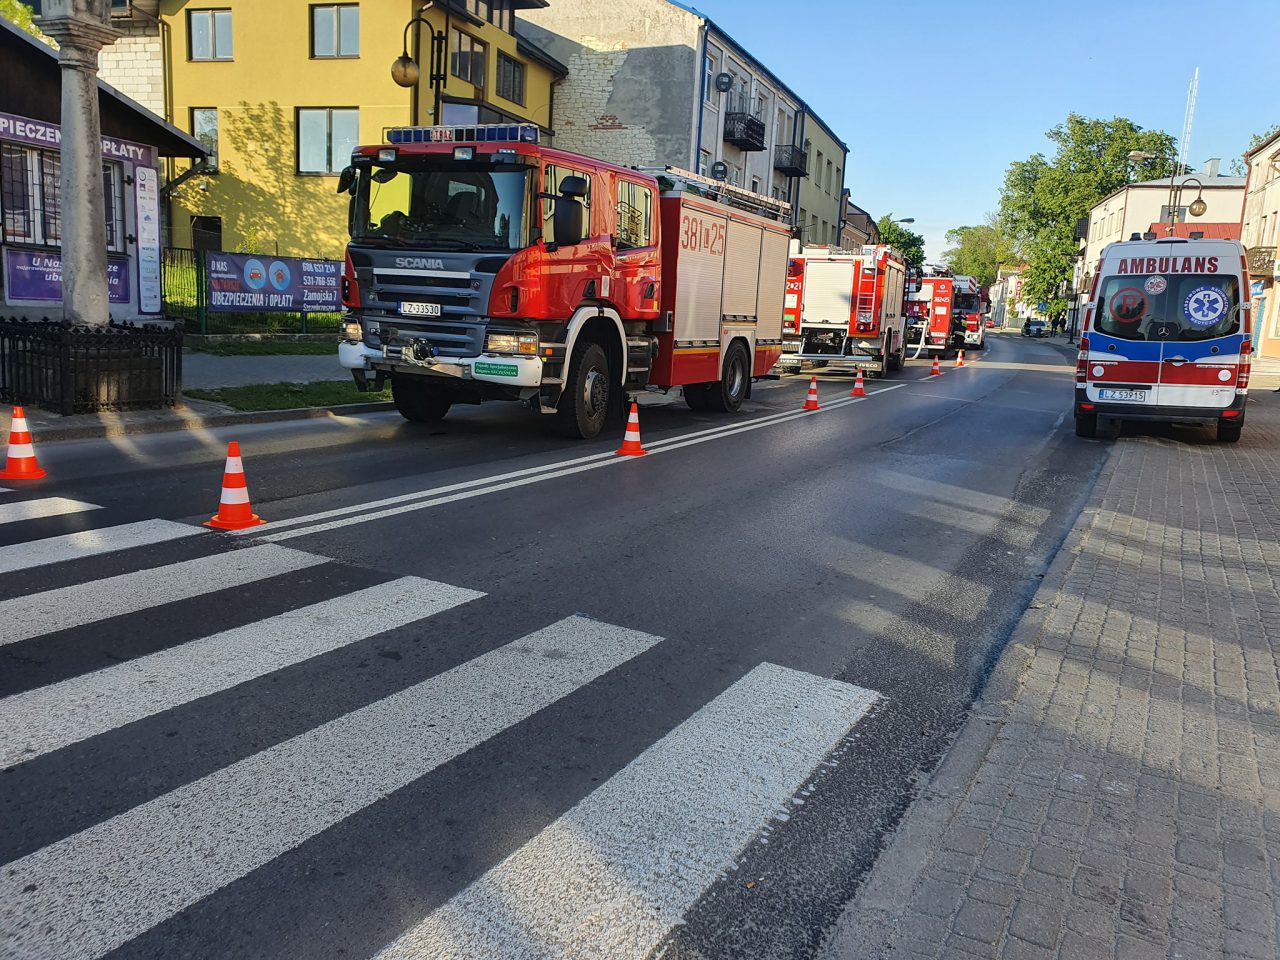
[636,165,792,222]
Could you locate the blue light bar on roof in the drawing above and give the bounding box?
[385,123,539,146]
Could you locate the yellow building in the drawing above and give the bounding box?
[115,1,564,259]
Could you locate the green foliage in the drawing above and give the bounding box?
[184,381,390,411]
[941,216,1017,287]
[1230,124,1280,175]
[876,215,926,269]
[0,0,37,33]
[997,114,1176,318]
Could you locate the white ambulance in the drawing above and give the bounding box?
[1075,235,1251,442]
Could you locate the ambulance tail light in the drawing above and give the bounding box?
[1238,340,1251,391]
[341,250,360,309]
[1076,338,1089,384]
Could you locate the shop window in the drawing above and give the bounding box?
[496,53,525,105]
[189,9,233,61]
[450,29,486,88]
[0,143,123,252]
[311,4,359,58]
[615,180,653,249]
[297,107,359,175]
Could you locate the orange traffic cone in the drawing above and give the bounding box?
[616,402,648,457]
[803,377,821,411]
[205,441,266,530]
[956,350,966,368]
[0,406,47,480]
[930,357,942,376]
[851,369,866,397]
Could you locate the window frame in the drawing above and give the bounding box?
[703,53,716,105]
[295,106,360,177]
[450,28,487,88]
[496,52,526,106]
[190,107,220,171]
[0,143,125,252]
[310,3,360,60]
[614,178,654,251]
[188,8,233,62]
[542,163,592,236]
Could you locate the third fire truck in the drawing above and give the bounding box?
[779,245,908,375]
[904,267,984,357]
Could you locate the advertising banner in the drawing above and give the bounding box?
[205,252,341,312]
[4,249,131,304]
[134,166,162,314]
[0,110,155,166]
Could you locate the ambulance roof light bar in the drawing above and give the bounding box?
[385,123,539,145]
[639,165,792,220]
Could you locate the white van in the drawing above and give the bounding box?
[1075,235,1250,442]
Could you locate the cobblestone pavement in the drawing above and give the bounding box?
[823,395,1280,960]
[182,352,345,389]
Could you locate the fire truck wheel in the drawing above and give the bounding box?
[707,342,749,413]
[684,383,710,410]
[391,376,452,422]
[887,343,903,372]
[557,340,611,439]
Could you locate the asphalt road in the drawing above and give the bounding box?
[0,332,1108,960]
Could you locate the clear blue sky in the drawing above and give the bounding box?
[692,0,1280,261]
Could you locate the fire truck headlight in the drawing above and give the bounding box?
[484,332,538,355]
[343,321,363,342]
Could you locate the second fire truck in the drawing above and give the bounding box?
[779,244,909,376]
[904,267,985,357]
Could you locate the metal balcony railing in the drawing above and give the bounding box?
[774,144,808,176]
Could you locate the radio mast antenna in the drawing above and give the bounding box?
[1177,67,1199,177]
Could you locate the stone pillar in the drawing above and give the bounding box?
[36,1,120,328]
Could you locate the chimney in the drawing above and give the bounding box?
[1202,158,1221,178]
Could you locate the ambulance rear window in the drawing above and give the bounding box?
[1094,272,1240,341]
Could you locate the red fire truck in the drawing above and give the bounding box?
[905,267,971,357]
[337,124,791,438]
[778,245,908,375]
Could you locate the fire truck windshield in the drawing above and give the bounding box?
[351,159,531,252]
[954,293,983,315]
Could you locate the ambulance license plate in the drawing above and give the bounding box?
[399,301,441,317]
[1098,388,1147,402]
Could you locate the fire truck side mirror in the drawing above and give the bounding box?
[336,166,355,195]
[553,197,585,247]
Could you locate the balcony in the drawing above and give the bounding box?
[774,144,808,177]
[723,108,766,152]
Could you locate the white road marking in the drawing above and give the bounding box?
[0,519,201,575]
[0,576,482,768]
[254,386,906,543]
[0,544,327,647]
[0,497,99,526]
[232,389,878,540]
[374,663,880,960]
[0,615,664,960]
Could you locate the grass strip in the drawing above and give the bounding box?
[183,380,391,412]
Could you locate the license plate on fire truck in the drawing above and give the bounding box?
[399,301,442,317]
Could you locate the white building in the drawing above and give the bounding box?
[1241,131,1280,359]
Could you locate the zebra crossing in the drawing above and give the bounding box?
[0,490,883,960]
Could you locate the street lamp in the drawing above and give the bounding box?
[1167,176,1208,234]
[1127,149,1157,181]
[391,2,449,123]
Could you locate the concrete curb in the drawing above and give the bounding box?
[27,402,398,443]
[818,440,1119,960]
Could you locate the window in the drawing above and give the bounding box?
[496,53,525,105]
[469,0,491,17]
[191,215,222,252]
[0,144,123,252]
[488,0,512,33]
[312,4,359,58]
[834,166,841,190]
[814,150,823,184]
[188,9,232,60]
[704,54,716,104]
[297,107,359,175]
[698,149,711,177]
[191,108,219,170]
[542,163,591,230]
[776,108,789,145]
[1158,205,1188,223]
[615,180,653,249]
[751,176,761,194]
[451,29,486,87]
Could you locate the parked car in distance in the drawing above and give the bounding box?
[985,317,997,328]
[1022,318,1046,337]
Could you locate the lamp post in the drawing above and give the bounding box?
[1127,149,1157,181]
[391,2,449,123]
[34,0,120,328]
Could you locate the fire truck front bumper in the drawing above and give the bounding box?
[339,341,544,389]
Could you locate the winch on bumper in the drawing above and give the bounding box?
[339,338,544,391]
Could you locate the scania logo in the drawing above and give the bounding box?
[394,257,447,269]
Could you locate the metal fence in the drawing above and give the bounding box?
[0,318,182,415]
[162,247,343,335]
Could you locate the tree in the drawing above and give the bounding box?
[941,215,1016,287]
[0,1,41,37]
[876,215,925,269]
[997,114,1176,318]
